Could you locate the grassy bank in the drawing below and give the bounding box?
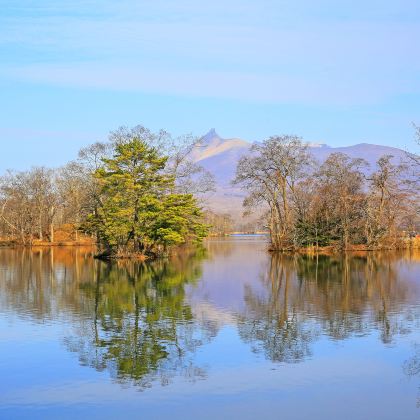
[282,237,420,254]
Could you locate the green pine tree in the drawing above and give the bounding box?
[83,138,208,258]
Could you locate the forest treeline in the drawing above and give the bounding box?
[0,126,216,258]
[1,125,419,254]
[234,130,420,251]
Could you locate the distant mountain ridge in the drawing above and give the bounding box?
[193,130,408,198]
[191,128,249,165]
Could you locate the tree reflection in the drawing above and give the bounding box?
[0,247,97,319]
[63,248,211,388]
[295,253,413,343]
[0,246,211,389]
[1,245,419,395]
[239,254,318,362]
[239,251,417,363]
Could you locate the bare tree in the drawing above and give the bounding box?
[0,170,34,243]
[365,155,414,247]
[315,153,368,249]
[109,125,215,195]
[57,162,91,240]
[0,167,58,243]
[233,135,313,250]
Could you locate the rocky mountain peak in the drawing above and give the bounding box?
[200,128,222,146]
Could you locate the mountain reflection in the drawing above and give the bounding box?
[0,244,419,391]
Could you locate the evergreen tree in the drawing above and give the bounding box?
[84,138,207,258]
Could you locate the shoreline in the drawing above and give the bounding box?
[0,241,94,248]
[2,237,419,256]
[268,240,420,255]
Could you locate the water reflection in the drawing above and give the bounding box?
[0,247,211,388]
[0,247,97,320]
[404,343,420,407]
[239,252,419,363]
[239,253,319,363]
[64,250,211,388]
[0,243,419,394]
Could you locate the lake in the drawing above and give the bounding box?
[0,237,419,419]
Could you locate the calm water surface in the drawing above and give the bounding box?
[0,238,419,419]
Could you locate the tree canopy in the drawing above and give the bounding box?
[84,138,208,258]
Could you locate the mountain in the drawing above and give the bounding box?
[192,129,250,188]
[309,143,408,169]
[194,129,409,216]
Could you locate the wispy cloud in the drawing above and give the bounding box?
[1,0,420,157]
[3,59,418,106]
[1,1,420,105]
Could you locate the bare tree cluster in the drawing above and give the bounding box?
[203,211,234,235]
[234,135,419,251]
[0,126,215,245]
[0,167,58,244]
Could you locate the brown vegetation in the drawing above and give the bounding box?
[234,135,419,251]
[0,126,214,254]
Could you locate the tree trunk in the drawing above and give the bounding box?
[50,223,54,243]
[39,212,43,241]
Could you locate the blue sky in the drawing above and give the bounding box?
[1,0,420,171]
